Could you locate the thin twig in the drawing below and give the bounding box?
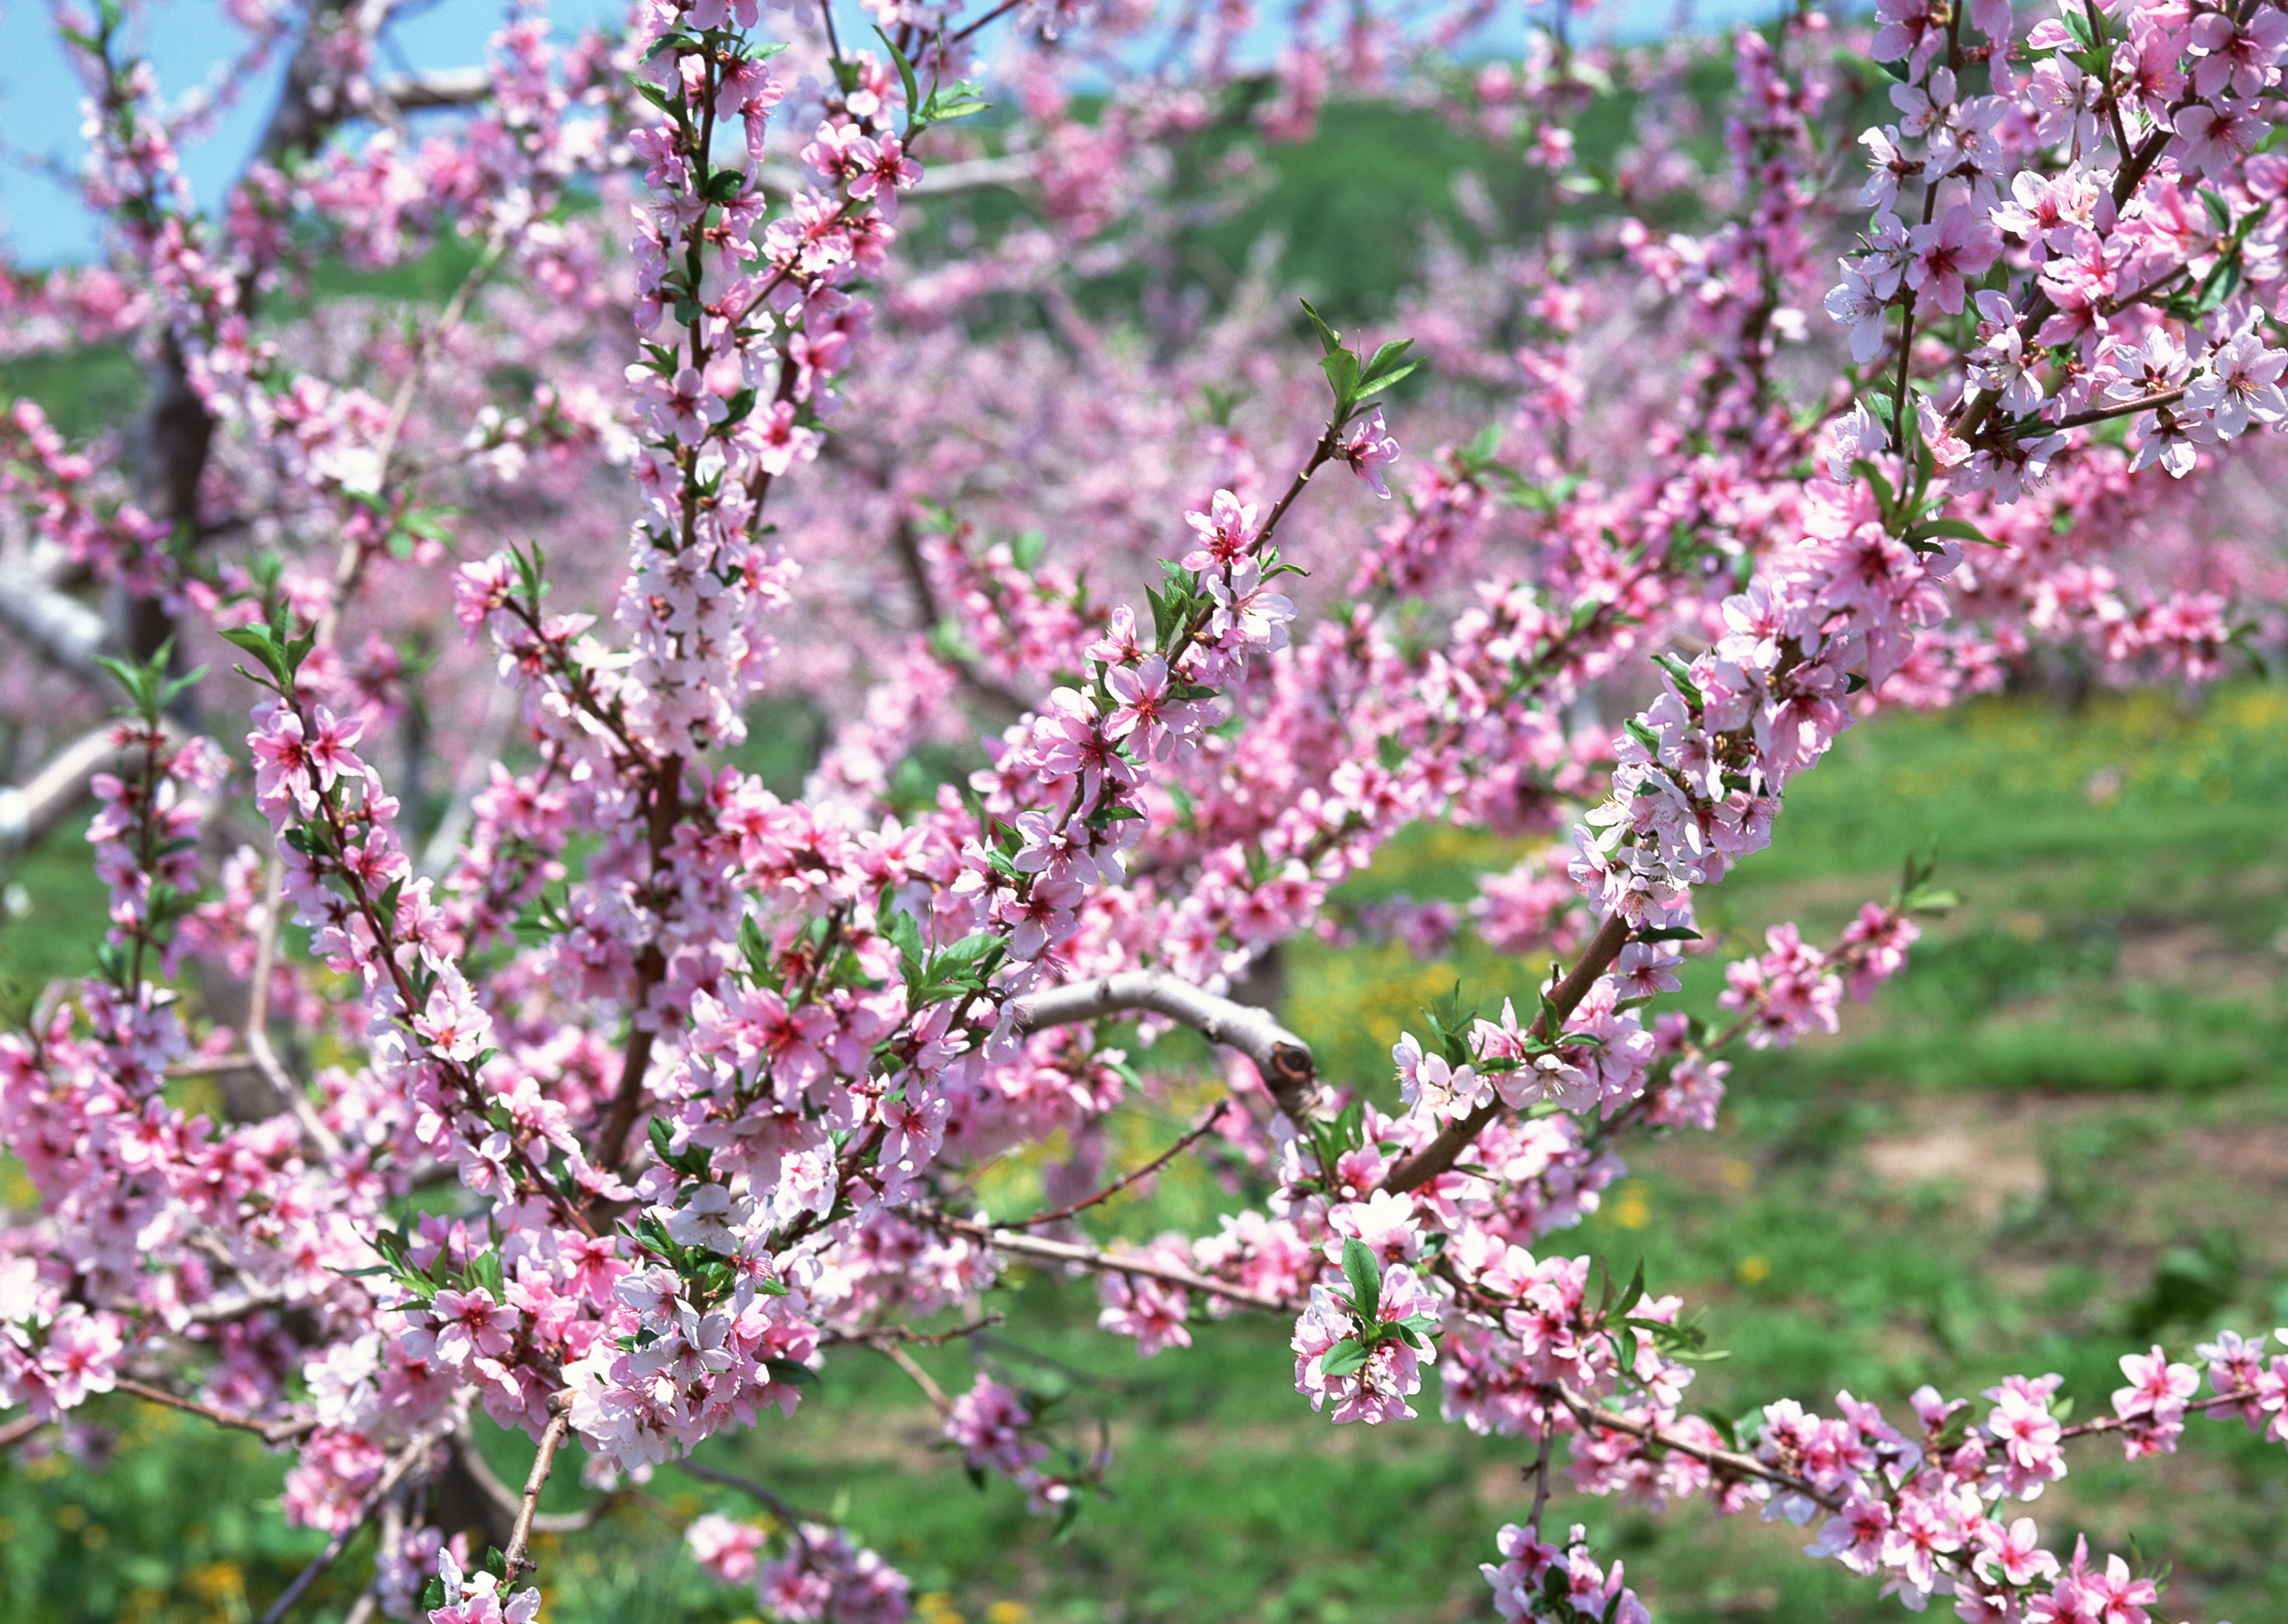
[1554,1384,1843,1512]
[2058,1386,2259,1441]
[254,1432,434,1624]
[930,1215,1298,1312]
[112,1377,316,1445]
[1006,1102,1229,1228]
[452,1418,620,1542]
[245,853,344,1160]
[821,1312,1003,1349]
[669,1457,822,1524]
[166,1052,257,1078]
[950,0,1028,41]
[876,1342,955,1412]
[1526,1435,1554,1533]
[315,229,508,648]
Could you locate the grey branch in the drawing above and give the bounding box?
[755,153,1033,199]
[0,720,199,853]
[1014,969,1323,1122]
[0,727,126,852]
[373,66,492,109]
[0,555,109,684]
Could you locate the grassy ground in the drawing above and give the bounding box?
[8,681,2288,1623]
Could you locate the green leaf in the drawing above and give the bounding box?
[1298,299,1343,357]
[1319,1337,1371,1378]
[1902,516,1996,548]
[873,26,921,116]
[1341,1237,1383,1320]
[765,1357,819,1387]
[1614,1258,1646,1318]
[218,624,285,682]
[921,85,991,123]
[2196,251,2244,315]
[1651,652,1702,707]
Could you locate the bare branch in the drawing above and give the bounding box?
[821,1312,1003,1349]
[1014,969,1323,1122]
[255,1430,436,1624]
[1554,1384,1841,1512]
[931,1214,1298,1312]
[0,555,109,684]
[372,66,492,109]
[669,1457,817,1523]
[453,1416,619,1543]
[1007,1102,1229,1228]
[0,727,130,852]
[756,154,1032,199]
[872,1341,954,1412]
[172,1282,293,1327]
[112,1375,317,1445]
[501,1405,575,1581]
[245,855,347,1160]
[0,1413,47,1452]
[168,1052,259,1078]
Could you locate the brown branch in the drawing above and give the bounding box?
[2034,387,2186,434]
[112,1376,316,1445]
[596,762,686,1170]
[1007,1102,1229,1228]
[1554,1384,1843,1512]
[245,853,344,1160]
[501,1405,574,1581]
[875,1342,955,1412]
[887,515,1031,717]
[452,1418,618,1544]
[1378,911,1635,1194]
[167,1052,258,1078]
[254,1430,435,1624]
[821,1312,1003,1349]
[931,1215,1298,1312]
[2058,1385,2260,1441]
[669,1457,818,1523]
[1954,123,2176,446]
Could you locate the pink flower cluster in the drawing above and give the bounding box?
[13,0,2288,1615]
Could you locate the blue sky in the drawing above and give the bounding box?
[0,0,1785,266]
